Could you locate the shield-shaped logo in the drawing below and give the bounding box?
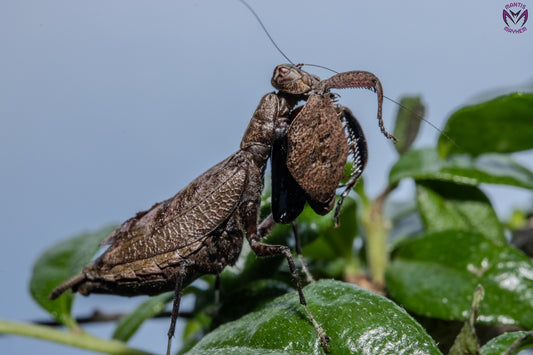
[503,3,528,34]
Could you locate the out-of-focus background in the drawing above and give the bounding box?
[1,0,531,353]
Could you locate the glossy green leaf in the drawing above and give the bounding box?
[29,225,116,327]
[389,148,533,189]
[112,292,173,342]
[480,331,533,355]
[393,96,425,155]
[438,93,533,157]
[416,181,504,242]
[386,231,533,329]
[186,280,441,354]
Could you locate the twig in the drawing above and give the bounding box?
[32,310,193,327]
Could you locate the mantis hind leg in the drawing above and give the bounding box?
[245,201,329,348]
[166,264,188,355]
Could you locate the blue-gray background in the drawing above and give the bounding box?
[1,1,531,354]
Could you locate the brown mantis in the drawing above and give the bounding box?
[49,2,399,354]
[50,62,395,354]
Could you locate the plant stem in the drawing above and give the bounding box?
[362,184,394,285]
[0,319,155,355]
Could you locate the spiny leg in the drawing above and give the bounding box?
[246,203,329,348]
[167,263,190,355]
[247,235,329,347]
[321,71,397,143]
[258,215,315,283]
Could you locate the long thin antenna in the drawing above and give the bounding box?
[301,63,339,74]
[237,0,295,65]
[384,96,459,148]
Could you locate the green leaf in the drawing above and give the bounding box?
[416,181,504,242]
[112,292,173,342]
[386,231,533,329]
[29,225,116,327]
[480,331,533,355]
[393,96,425,155]
[438,93,533,157]
[186,280,441,354]
[389,148,533,190]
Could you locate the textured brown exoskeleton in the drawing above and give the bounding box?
[49,91,330,353]
[269,64,397,226]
